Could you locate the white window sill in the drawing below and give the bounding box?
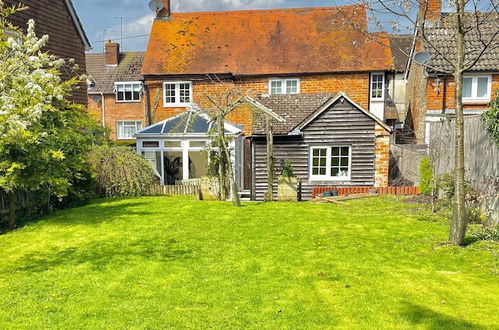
[309,177,351,182]
[463,99,489,104]
[117,137,137,140]
[116,100,141,103]
[163,103,191,108]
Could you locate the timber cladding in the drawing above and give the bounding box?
[5,0,88,105]
[252,99,378,201]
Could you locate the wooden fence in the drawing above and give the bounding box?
[429,116,498,224]
[147,184,201,197]
[312,186,420,199]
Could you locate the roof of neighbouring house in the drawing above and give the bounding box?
[86,52,145,94]
[424,12,499,73]
[252,93,391,135]
[135,111,242,136]
[142,5,395,76]
[390,34,413,72]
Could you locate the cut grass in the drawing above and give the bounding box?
[0,196,497,329]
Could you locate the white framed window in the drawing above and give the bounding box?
[370,72,385,100]
[310,146,351,181]
[115,82,142,102]
[116,121,142,140]
[163,81,192,106]
[462,75,491,101]
[268,78,300,95]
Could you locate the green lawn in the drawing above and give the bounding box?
[0,196,497,329]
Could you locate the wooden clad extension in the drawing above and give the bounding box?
[252,98,377,201]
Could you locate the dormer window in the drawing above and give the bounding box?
[269,78,300,95]
[115,82,142,102]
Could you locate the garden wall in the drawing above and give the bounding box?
[429,116,499,224]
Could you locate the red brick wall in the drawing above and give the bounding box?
[145,72,371,134]
[6,0,88,105]
[88,94,145,140]
[374,123,390,187]
[426,74,499,111]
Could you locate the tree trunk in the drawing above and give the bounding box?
[218,117,241,207]
[449,0,467,245]
[265,117,274,202]
[7,190,15,231]
[217,117,227,201]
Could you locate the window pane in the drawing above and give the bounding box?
[331,157,339,166]
[313,149,320,157]
[320,157,326,166]
[117,92,124,101]
[190,141,206,148]
[143,141,159,148]
[286,80,298,94]
[313,158,319,166]
[462,77,473,98]
[179,83,191,103]
[164,141,181,148]
[124,84,132,101]
[133,84,141,101]
[319,168,326,175]
[331,168,339,176]
[270,80,282,94]
[371,74,384,99]
[341,147,349,156]
[476,77,489,98]
[341,158,349,166]
[313,168,319,175]
[164,83,176,104]
[332,147,340,156]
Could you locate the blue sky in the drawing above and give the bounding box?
[72,0,336,53]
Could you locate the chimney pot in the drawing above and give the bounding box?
[105,41,120,66]
[157,0,171,18]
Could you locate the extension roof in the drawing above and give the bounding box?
[252,93,390,135]
[135,111,242,137]
[424,12,499,73]
[142,5,395,76]
[86,52,145,94]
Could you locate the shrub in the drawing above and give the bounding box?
[419,157,433,195]
[469,224,499,242]
[482,90,499,145]
[281,160,294,178]
[87,146,158,197]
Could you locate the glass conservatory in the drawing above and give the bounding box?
[134,111,244,186]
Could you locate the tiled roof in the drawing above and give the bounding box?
[390,34,413,72]
[142,5,395,76]
[252,94,337,135]
[86,52,145,94]
[424,13,499,72]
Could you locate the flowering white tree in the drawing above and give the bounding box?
[0,4,101,230]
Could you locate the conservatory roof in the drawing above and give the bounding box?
[135,111,243,137]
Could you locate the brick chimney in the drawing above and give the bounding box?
[105,41,120,66]
[157,0,171,18]
[419,0,442,21]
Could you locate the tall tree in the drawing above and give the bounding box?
[335,0,498,245]
[0,4,101,229]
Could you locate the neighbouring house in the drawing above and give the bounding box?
[139,0,402,200]
[86,42,146,140]
[405,0,499,144]
[5,0,91,105]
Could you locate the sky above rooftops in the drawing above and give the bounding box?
[73,0,335,53]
